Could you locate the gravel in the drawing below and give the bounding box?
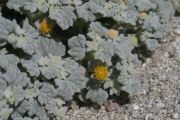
[65,16,180,120]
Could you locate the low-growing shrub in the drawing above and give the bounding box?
[0,0,174,119]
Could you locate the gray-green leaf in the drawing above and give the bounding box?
[68,34,86,60]
[86,88,108,105]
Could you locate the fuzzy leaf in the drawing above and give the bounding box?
[117,72,141,95]
[37,36,65,57]
[142,12,160,31]
[121,78,141,95]
[145,39,159,51]
[2,66,30,87]
[68,34,86,60]
[22,19,39,39]
[87,2,106,16]
[13,86,26,106]
[113,8,140,25]
[45,101,57,114]
[86,78,101,89]
[0,40,7,47]
[21,0,37,13]
[94,40,114,62]
[86,88,108,105]
[10,111,21,120]
[157,1,174,22]
[7,19,39,55]
[115,36,134,60]
[16,100,30,114]
[0,78,7,90]
[38,82,56,105]
[153,24,170,39]
[89,22,108,36]
[0,17,14,39]
[0,89,3,99]
[67,66,88,92]
[131,54,142,68]
[89,0,106,6]
[28,98,47,119]
[49,5,76,30]
[39,66,59,79]
[134,0,156,12]
[54,79,74,101]
[21,54,40,77]
[6,0,23,13]
[76,3,95,22]
[63,58,79,71]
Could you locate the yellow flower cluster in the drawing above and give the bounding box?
[140,12,148,19]
[123,0,126,4]
[131,36,138,46]
[108,29,118,38]
[95,65,109,80]
[40,21,51,34]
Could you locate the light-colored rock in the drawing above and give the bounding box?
[145,114,150,120]
[132,111,139,118]
[172,113,179,119]
[174,29,180,34]
[151,106,160,114]
[156,103,165,108]
[132,104,139,111]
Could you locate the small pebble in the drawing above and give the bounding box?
[156,103,165,108]
[172,113,179,119]
[132,104,139,110]
[174,29,180,34]
[132,111,139,118]
[151,106,160,114]
[145,114,150,120]
[119,114,126,119]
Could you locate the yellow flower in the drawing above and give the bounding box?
[2,109,10,119]
[58,107,66,117]
[131,36,138,46]
[40,21,51,34]
[108,29,118,38]
[140,12,148,19]
[123,0,126,4]
[95,65,109,80]
[52,56,61,63]
[17,38,23,43]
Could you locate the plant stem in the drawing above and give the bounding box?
[31,12,45,22]
[94,13,104,21]
[111,22,121,30]
[50,30,68,42]
[27,12,45,24]
[26,11,33,23]
[81,51,94,62]
[86,68,94,73]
